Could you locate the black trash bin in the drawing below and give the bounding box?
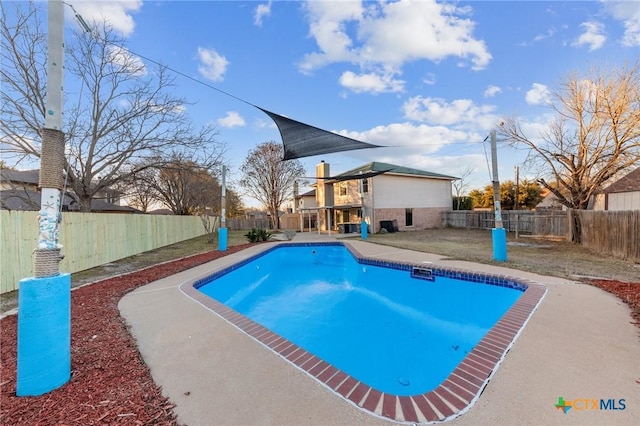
[380,220,396,233]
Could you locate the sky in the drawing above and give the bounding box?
[7,1,640,208]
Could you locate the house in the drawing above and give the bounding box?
[313,161,456,233]
[594,168,640,211]
[0,169,138,213]
[535,189,566,211]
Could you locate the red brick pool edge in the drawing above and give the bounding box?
[179,242,547,424]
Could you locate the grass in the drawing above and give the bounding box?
[365,228,640,283]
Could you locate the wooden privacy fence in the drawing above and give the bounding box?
[225,218,271,230]
[1,211,208,294]
[442,210,569,238]
[575,210,640,262]
[442,209,639,262]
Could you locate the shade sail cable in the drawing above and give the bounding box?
[84,39,381,161]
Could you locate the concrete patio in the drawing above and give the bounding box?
[119,233,639,425]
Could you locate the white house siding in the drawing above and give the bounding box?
[373,175,452,208]
[371,174,452,231]
[608,191,640,211]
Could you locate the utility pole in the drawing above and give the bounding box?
[490,130,503,229]
[514,165,520,239]
[490,130,507,261]
[17,0,71,396]
[218,165,228,251]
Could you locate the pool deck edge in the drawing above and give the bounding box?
[119,235,640,426]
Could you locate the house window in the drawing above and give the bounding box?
[339,183,347,196]
[362,178,369,193]
[342,210,350,223]
[405,208,413,227]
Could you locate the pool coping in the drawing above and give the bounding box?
[179,241,547,424]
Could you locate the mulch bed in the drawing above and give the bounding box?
[0,244,254,426]
[1,244,638,425]
[586,279,640,327]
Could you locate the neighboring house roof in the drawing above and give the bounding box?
[148,208,175,215]
[0,189,139,213]
[536,192,564,209]
[296,189,316,198]
[334,161,458,181]
[0,169,40,186]
[76,199,140,213]
[603,168,640,193]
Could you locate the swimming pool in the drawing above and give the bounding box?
[181,242,546,423]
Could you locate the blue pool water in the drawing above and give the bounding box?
[197,244,523,396]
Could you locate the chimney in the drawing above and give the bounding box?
[316,160,329,179]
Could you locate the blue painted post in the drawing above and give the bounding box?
[17,0,71,396]
[218,165,228,251]
[490,129,508,262]
[492,228,508,262]
[218,227,228,251]
[17,274,71,396]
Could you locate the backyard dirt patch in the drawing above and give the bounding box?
[1,229,638,425]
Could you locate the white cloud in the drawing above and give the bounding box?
[72,1,142,37]
[217,111,246,128]
[484,85,502,98]
[299,0,491,93]
[107,46,146,76]
[339,70,405,94]
[339,122,470,154]
[422,73,436,85]
[603,0,640,47]
[197,47,229,82]
[254,1,272,27]
[534,27,556,42]
[573,21,607,51]
[525,83,552,105]
[254,118,277,129]
[402,96,498,129]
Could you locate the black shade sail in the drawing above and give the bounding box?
[257,107,381,160]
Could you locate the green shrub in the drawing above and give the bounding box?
[244,228,271,243]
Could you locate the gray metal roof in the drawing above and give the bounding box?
[335,161,458,180]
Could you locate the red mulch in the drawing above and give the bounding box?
[1,244,638,425]
[0,244,254,426]
[587,279,640,328]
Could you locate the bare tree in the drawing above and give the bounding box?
[149,157,221,215]
[240,141,306,230]
[1,2,225,211]
[501,63,639,241]
[452,165,474,210]
[117,168,158,213]
[501,62,639,214]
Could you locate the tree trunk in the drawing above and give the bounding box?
[78,196,92,212]
[568,209,582,243]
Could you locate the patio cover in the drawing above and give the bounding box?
[257,107,381,160]
[301,169,393,182]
